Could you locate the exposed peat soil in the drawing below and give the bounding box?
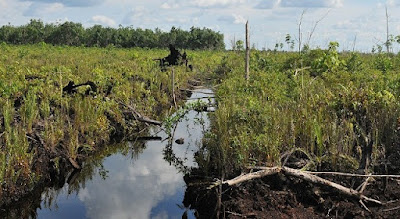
[184,154,400,218]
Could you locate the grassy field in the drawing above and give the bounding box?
[0,43,223,202]
[2,42,400,205]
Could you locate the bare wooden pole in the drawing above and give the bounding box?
[245,21,250,81]
[298,10,306,54]
[386,6,390,54]
[172,68,177,108]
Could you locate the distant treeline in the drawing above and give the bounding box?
[0,19,225,50]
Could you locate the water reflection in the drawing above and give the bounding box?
[33,89,213,219]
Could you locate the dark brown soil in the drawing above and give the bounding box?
[184,172,400,218]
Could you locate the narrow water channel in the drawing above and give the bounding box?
[31,89,214,219]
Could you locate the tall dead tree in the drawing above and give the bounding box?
[298,10,306,54]
[306,9,331,47]
[245,21,250,81]
[386,6,390,54]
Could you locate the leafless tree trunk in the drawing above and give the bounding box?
[230,35,236,51]
[352,33,357,52]
[298,10,306,53]
[172,68,177,108]
[386,6,390,54]
[245,21,250,81]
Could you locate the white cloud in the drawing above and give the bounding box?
[255,0,279,9]
[161,3,172,9]
[218,14,247,24]
[24,2,64,17]
[123,6,147,24]
[386,0,400,7]
[160,0,180,9]
[0,0,7,8]
[91,15,116,26]
[165,17,188,23]
[189,0,246,8]
[233,14,247,24]
[281,0,343,8]
[20,0,105,7]
[255,0,343,9]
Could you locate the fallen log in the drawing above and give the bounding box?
[135,136,162,141]
[282,167,382,205]
[214,165,391,206]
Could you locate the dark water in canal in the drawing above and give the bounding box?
[30,89,213,219]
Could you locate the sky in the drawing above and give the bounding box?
[1,0,400,52]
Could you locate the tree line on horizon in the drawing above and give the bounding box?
[0,19,225,50]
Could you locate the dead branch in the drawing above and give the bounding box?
[69,157,81,169]
[225,211,244,217]
[294,66,311,76]
[222,165,390,205]
[358,174,373,194]
[360,200,371,212]
[304,171,400,178]
[306,9,331,46]
[383,206,400,212]
[248,166,400,179]
[282,167,382,204]
[223,167,281,186]
[118,101,162,126]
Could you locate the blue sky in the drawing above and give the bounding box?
[1,0,400,52]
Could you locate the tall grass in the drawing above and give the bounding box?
[198,49,400,176]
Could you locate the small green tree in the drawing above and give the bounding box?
[311,41,345,76]
[236,40,244,51]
